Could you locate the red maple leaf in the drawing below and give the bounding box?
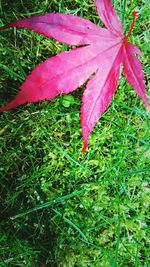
[0,0,149,151]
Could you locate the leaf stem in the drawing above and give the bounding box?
[124,11,139,41]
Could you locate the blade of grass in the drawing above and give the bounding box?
[0,64,24,82]
[52,208,89,244]
[11,189,85,219]
[112,207,121,267]
[122,0,126,27]
[48,137,92,173]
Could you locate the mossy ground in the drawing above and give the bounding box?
[0,0,150,266]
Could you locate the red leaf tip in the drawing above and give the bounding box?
[0,24,11,30]
[0,25,6,30]
[82,142,88,152]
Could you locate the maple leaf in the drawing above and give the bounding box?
[0,0,149,151]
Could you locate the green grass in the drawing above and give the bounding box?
[0,0,150,266]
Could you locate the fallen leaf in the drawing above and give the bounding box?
[0,0,149,151]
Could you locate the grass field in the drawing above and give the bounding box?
[0,0,150,266]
